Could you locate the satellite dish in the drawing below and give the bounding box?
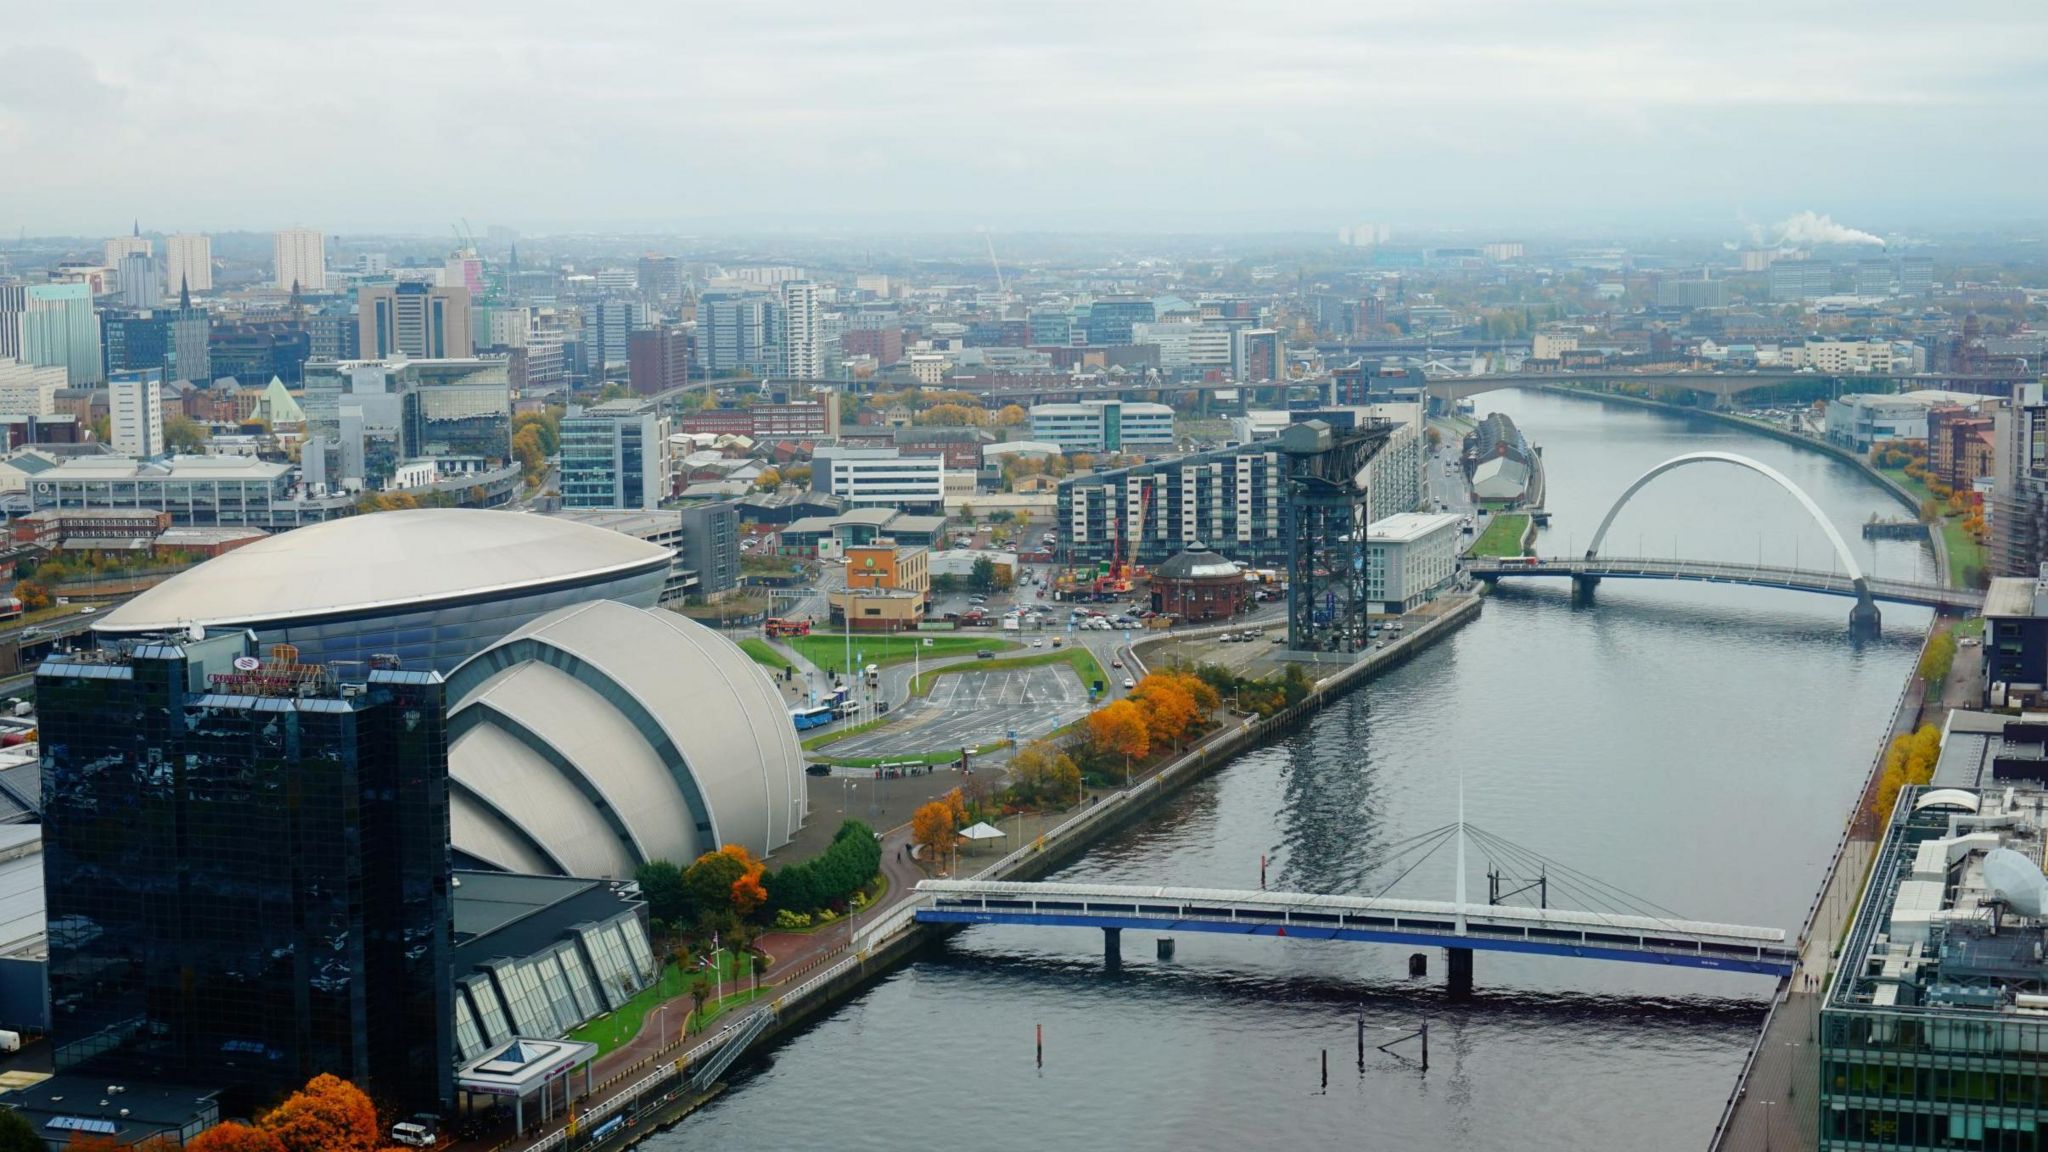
[187,624,206,642]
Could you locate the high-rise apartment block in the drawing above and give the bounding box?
[697,288,780,376]
[165,233,213,292]
[586,296,648,377]
[109,371,165,456]
[358,282,474,359]
[2,283,103,384]
[118,251,163,308]
[38,634,453,1112]
[273,227,328,291]
[780,279,823,377]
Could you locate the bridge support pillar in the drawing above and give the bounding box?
[1446,947,1474,1000]
[1571,574,1599,605]
[1103,927,1122,971]
[1849,593,1881,640]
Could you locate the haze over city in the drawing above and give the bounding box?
[5,0,2047,234]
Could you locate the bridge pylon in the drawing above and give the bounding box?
[1571,574,1599,605]
[1850,586,1882,640]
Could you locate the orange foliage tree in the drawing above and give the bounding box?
[187,1125,287,1152]
[912,793,961,866]
[261,1073,381,1152]
[1088,699,1150,780]
[1129,675,1200,750]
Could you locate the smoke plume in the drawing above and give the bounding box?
[1769,210,1883,248]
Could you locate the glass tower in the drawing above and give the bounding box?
[39,636,453,1112]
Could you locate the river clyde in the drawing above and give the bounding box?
[672,391,1934,1151]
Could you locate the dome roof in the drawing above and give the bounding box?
[1155,545,1241,581]
[444,601,807,878]
[95,509,670,632]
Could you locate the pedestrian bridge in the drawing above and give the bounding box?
[1466,555,1982,612]
[913,878,1796,990]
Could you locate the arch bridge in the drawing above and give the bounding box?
[1468,452,1972,636]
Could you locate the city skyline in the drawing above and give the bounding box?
[4,0,2046,235]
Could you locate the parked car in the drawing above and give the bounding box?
[976,649,995,659]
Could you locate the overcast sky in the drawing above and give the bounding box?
[3,0,2043,237]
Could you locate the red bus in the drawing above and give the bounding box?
[764,617,812,638]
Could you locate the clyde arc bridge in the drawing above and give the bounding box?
[1467,450,1971,636]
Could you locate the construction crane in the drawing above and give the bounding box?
[982,227,1007,296]
[450,218,478,257]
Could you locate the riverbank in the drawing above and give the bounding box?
[1532,385,1957,589]
[563,596,1486,1152]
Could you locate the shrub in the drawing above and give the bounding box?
[763,820,882,917]
[773,909,813,929]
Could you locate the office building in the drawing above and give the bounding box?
[109,371,165,457]
[273,227,327,291]
[308,306,361,362]
[1854,258,1895,296]
[1365,512,1462,613]
[26,455,327,526]
[101,305,210,383]
[1928,405,1997,490]
[680,399,834,440]
[1825,393,1965,451]
[118,251,163,308]
[637,254,683,301]
[94,509,669,672]
[302,358,512,489]
[627,324,691,395]
[1769,259,1833,301]
[359,282,475,360]
[165,232,213,292]
[1994,384,2048,578]
[1819,772,2048,1148]
[1132,320,1234,375]
[209,317,310,384]
[560,399,672,509]
[1085,296,1156,345]
[4,283,103,385]
[680,501,741,596]
[697,288,780,375]
[1655,275,1729,309]
[1900,256,1935,297]
[1233,328,1283,383]
[780,278,823,377]
[1030,399,1176,453]
[811,446,945,513]
[1981,576,2048,709]
[586,296,648,377]
[38,633,453,1112]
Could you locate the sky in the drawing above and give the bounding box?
[3,0,2045,237]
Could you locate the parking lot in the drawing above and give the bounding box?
[824,664,1090,757]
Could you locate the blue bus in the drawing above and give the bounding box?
[791,705,835,731]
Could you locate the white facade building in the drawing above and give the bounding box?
[813,447,945,513]
[273,227,327,291]
[104,235,151,272]
[1365,512,1462,614]
[1029,400,1176,453]
[110,375,165,458]
[165,233,213,292]
[1794,339,1916,376]
[0,360,65,418]
[1132,320,1233,375]
[780,279,823,377]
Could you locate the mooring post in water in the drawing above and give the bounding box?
[1422,1019,1430,1073]
[1357,1015,1365,1071]
[1321,1049,1328,1093]
[1036,1023,1042,1068]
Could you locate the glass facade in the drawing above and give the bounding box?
[39,640,453,1113]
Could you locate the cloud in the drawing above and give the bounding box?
[3,0,2047,232]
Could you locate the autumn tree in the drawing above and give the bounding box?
[1872,724,1943,822]
[918,403,990,427]
[261,1073,380,1152]
[754,467,783,491]
[12,580,50,612]
[684,844,767,927]
[912,796,959,867]
[165,415,210,453]
[1088,699,1150,780]
[63,1135,128,1152]
[1130,674,1199,750]
[187,1123,288,1152]
[1919,631,1957,685]
[996,404,1027,426]
[1011,740,1080,806]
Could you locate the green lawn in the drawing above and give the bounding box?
[1465,513,1530,558]
[788,633,1018,675]
[1880,466,1986,590]
[567,951,765,1056]
[906,646,1109,697]
[738,637,795,674]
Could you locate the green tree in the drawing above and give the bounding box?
[165,415,209,453]
[971,556,998,592]
[0,1107,44,1152]
[636,859,692,927]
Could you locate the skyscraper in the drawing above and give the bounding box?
[165,233,214,292]
[358,282,474,359]
[9,283,103,384]
[273,227,328,291]
[696,288,779,376]
[628,324,691,395]
[118,251,163,308]
[109,371,165,456]
[780,278,823,377]
[38,635,453,1112]
[586,296,648,377]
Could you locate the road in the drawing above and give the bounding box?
[824,664,1090,757]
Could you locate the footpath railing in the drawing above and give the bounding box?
[1704,626,1928,1149]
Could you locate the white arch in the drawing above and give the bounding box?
[1585,451,1865,586]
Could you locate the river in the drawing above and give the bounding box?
[671,391,1933,1151]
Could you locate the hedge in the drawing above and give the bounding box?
[764,820,881,917]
